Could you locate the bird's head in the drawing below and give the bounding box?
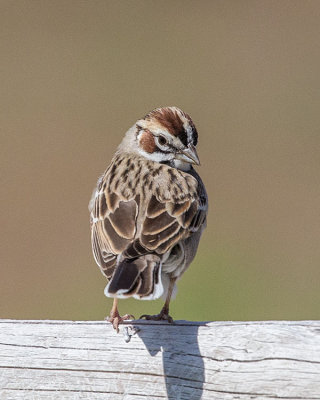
[119,106,200,171]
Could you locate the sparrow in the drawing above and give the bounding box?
[89,106,208,332]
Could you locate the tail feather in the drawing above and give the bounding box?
[135,262,159,297]
[104,255,163,300]
[106,259,142,295]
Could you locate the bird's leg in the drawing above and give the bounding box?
[106,298,134,333]
[140,277,176,323]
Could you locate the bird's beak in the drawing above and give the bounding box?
[176,144,200,165]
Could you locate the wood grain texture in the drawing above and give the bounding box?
[0,320,320,399]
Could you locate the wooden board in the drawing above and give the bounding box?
[1,319,320,399]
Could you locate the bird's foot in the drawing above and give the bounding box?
[140,308,173,324]
[106,312,135,333]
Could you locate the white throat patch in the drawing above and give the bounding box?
[172,159,191,171]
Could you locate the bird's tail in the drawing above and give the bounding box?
[104,255,163,300]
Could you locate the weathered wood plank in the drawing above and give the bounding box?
[0,320,320,399]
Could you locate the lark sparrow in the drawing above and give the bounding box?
[89,107,208,331]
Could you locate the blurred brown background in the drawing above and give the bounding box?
[1,1,319,321]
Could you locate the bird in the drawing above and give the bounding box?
[89,106,208,332]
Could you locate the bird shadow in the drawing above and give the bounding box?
[129,320,205,400]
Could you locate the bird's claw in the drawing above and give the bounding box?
[139,312,173,323]
[106,313,135,333]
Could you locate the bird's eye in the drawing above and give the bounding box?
[158,136,168,146]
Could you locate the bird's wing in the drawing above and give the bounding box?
[90,173,138,279]
[186,167,208,233]
[90,155,206,280]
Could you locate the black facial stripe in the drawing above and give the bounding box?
[177,126,198,147]
[178,130,188,147]
[160,160,172,166]
[136,125,143,138]
[192,128,198,146]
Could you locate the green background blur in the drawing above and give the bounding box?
[1,1,319,322]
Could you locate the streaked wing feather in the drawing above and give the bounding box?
[139,194,200,255]
[146,196,166,217]
[91,185,138,275]
[143,211,176,235]
[108,200,137,239]
[141,221,180,250]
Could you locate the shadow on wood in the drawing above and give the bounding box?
[135,321,204,399]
